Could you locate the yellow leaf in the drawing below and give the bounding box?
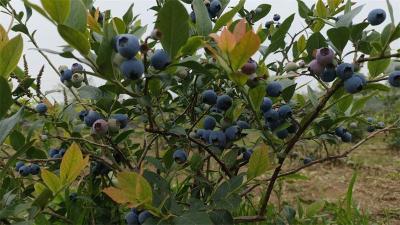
[41,169,61,193]
[217,28,236,53]
[103,172,153,208]
[230,30,261,71]
[233,19,247,42]
[33,182,47,197]
[87,12,102,33]
[60,142,89,184]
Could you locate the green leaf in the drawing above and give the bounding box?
[79,86,104,100]
[41,169,61,193]
[225,99,244,122]
[57,25,90,55]
[305,200,325,217]
[297,0,312,19]
[0,77,12,119]
[327,27,349,53]
[248,85,265,113]
[247,144,270,180]
[156,0,189,59]
[345,171,357,211]
[65,0,87,32]
[96,21,117,79]
[307,86,319,107]
[230,30,261,71]
[306,32,327,56]
[0,108,24,145]
[350,22,369,42]
[252,4,271,22]
[60,143,89,184]
[179,36,204,56]
[123,3,134,25]
[337,94,353,113]
[192,0,212,36]
[386,0,395,25]
[40,0,70,24]
[368,51,391,78]
[0,35,23,78]
[174,212,213,225]
[281,83,297,102]
[336,5,364,27]
[213,0,245,32]
[265,14,295,56]
[23,0,53,22]
[315,0,328,18]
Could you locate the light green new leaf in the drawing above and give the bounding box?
[0,35,23,78]
[41,169,62,193]
[247,144,270,180]
[40,0,70,24]
[156,0,189,59]
[60,142,89,184]
[57,25,90,55]
[249,85,265,113]
[192,0,212,36]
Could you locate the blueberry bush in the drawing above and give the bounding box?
[0,0,400,224]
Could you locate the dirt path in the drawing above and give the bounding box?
[279,141,400,224]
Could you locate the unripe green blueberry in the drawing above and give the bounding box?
[284,62,299,72]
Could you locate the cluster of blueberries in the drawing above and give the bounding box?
[59,63,85,88]
[190,0,222,23]
[125,209,153,225]
[15,161,40,176]
[112,34,171,80]
[78,110,129,136]
[48,147,67,159]
[264,13,282,29]
[366,117,385,133]
[335,127,353,143]
[308,47,368,94]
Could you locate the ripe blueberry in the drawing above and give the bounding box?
[265,21,274,29]
[266,81,282,97]
[111,114,129,129]
[69,192,78,202]
[308,59,325,75]
[367,125,375,132]
[71,63,83,73]
[303,157,312,165]
[19,166,30,176]
[125,210,139,225]
[60,69,73,83]
[335,127,347,137]
[388,71,400,87]
[377,121,385,128]
[367,9,386,26]
[35,103,48,114]
[261,97,273,112]
[91,119,109,136]
[190,11,196,23]
[84,110,102,127]
[79,110,89,121]
[336,63,354,80]
[354,73,367,86]
[29,164,40,175]
[15,161,24,171]
[120,59,144,80]
[273,14,281,21]
[208,130,226,148]
[150,50,171,70]
[173,150,187,164]
[316,47,334,66]
[276,129,289,139]
[116,34,140,59]
[203,115,217,130]
[201,90,217,105]
[208,0,222,18]
[367,117,374,123]
[241,59,257,75]
[321,64,337,82]
[278,105,292,119]
[263,109,279,122]
[216,95,233,111]
[341,132,352,142]
[237,120,250,129]
[48,148,59,158]
[344,75,364,94]
[201,130,212,142]
[243,149,253,161]
[138,211,152,224]
[225,125,240,141]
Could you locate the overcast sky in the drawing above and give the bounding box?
[1,0,399,101]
